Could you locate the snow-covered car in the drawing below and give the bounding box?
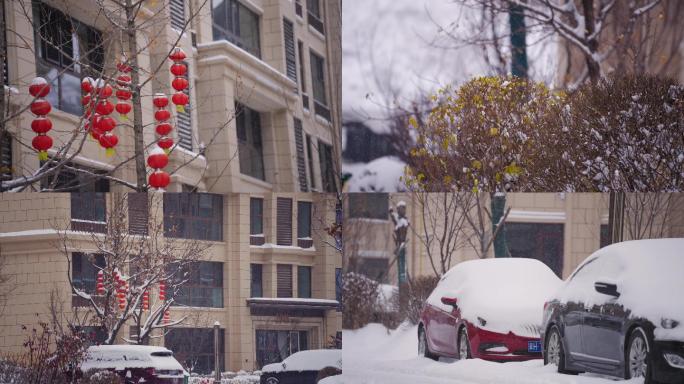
[542,239,684,384]
[419,258,562,362]
[80,345,186,383]
[260,349,342,384]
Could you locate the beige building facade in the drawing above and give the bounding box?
[345,193,684,284]
[0,192,342,373]
[1,0,340,194]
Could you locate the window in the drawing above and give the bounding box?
[297,201,312,238]
[309,51,330,120]
[42,162,110,192]
[33,3,104,115]
[128,192,149,236]
[164,193,223,241]
[348,193,389,220]
[335,268,342,303]
[212,0,260,58]
[600,224,610,248]
[295,0,303,17]
[170,0,186,30]
[283,19,296,82]
[236,103,265,180]
[294,119,308,192]
[256,330,308,368]
[0,132,12,182]
[318,142,336,192]
[250,198,264,235]
[306,0,324,35]
[251,263,263,297]
[2,3,7,86]
[71,193,107,233]
[277,264,293,298]
[507,222,565,277]
[170,261,223,308]
[71,252,105,306]
[306,135,316,189]
[276,198,293,246]
[177,62,193,151]
[297,266,311,298]
[166,328,225,374]
[298,41,309,109]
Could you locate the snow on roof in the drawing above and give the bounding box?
[343,156,407,193]
[247,297,339,305]
[557,238,684,341]
[426,258,562,337]
[261,349,342,373]
[80,345,184,372]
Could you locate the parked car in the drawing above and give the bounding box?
[260,349,342,384]
[80,345,187,383]
[542,239,684,384]
[418,258,562,362]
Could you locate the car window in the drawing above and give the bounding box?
[564,256,605,298]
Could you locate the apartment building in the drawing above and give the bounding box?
[0,192,342,373]
[0,0,340,194]
[345,193,684,283]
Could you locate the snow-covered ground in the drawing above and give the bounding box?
[340,323,643,384]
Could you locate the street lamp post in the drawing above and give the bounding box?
[214,321,220,383]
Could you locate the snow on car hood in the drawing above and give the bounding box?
[556,239,684,341]
[261,349,342,373]
[427,258,562,337]
[80,345,184,372]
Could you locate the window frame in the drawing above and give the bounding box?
[236,103,265,181]
[165,327,225,375]
[250,263,263,298]
[297,265,312,298]
[163,193,224,242]
[169,261,224,308]
[211,0,261,58]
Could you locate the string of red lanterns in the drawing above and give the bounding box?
[115,59,133,120]
[29,77,52,161]
[148,93,172,190]
[169,47,189,113]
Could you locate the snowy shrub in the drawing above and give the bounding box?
[81,369,122,384]
[342,272,380,329]
[398,276,440,325]
[557,75,684,191]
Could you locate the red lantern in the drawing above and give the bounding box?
[97,82,113,98]
[142,290,149,311]
[147,151,169,169]
[116,74,132,86]
[149,170,170,189]
[169,47,186,62]
[81,77,94,93]
[153,94,169,108]
[32,135,52,161]
[157,137,174,151]
[163,310,171,324]
[29,78,50,98]
[96,100,115,115]
[171,77,188,91]
[171,92,189,112]
[97,116,116,132]
[154,109,171,121]
[158,281,166,301]
[116,89,132,101]
[170,63,187,76]
[117,61,132,73]
[81,94,92,106]
[31,118,52,134]
[115,102,131,116]
[31,99,51,116]
[96,270,105,295]
[156,123,172,136]
[99,133,119,157]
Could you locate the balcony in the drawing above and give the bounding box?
[70,193,107,233]
[308,12,324,35]
[314,100,331,121]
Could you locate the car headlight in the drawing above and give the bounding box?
[663,353,684,369]
[661,318,680,329]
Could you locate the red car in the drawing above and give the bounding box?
[418,258,562,362]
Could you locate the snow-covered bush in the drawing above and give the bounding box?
[555,75,684,191]
[342,272,380,329]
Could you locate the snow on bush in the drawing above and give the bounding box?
[342,272,380,329]
[343,156,408,192]
[554,239,684,341]
[261,350,342,373]
[426,258,562,337]
[188,371,260,384]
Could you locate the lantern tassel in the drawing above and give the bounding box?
[38,151,48,161]
[106,148,115,157]
[119,114,128,121]
[163,148,170,155]
[176,105,185,113]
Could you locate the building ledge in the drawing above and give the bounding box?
[246,298,339,316]
[196,40,298,111]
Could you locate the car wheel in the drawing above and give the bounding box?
[418,326,436,360]
[544,326,578,375]
[458,327,471,360]
[626,327,651,382]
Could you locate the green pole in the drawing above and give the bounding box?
[491,193,508,258]
[397,245,407,284]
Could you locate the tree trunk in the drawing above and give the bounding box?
[509,2,528,78]
[582,0,601,82]
[125,0,148,191]
[491,193,508,257]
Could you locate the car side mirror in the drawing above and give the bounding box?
[594,281,620,298]
[441,296,458,307]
